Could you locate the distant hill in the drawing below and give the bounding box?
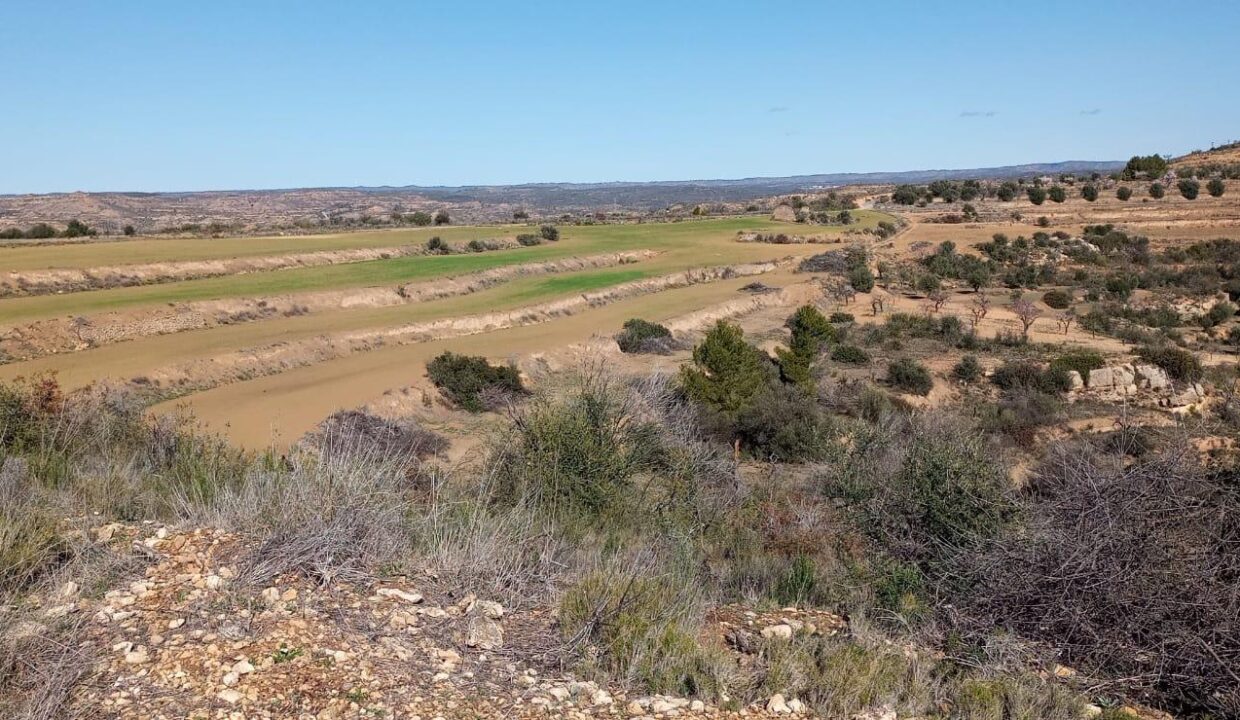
[0,160,1124,232]
[1171,141,1240,169]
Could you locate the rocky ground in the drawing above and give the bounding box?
[13,523,842,720]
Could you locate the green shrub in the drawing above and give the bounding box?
[516,233,542,246]
[1135,344,1202,381]
[830,344,870,365]
[952,355,982,383]
[408,211,433,226]
[886,359,933,396]
[1026,187,1047,205]
[466,238,499,253]
[1200,300,1235,329]
[61,219,97,238]
[433,210,450,225]
[1149,182,1165,199]
[991,361,1072,394]
[25,223,57,239]
[1080,183,1099,202]
[426,352,526,412]
[616,318,675,354]
[494,385,663,515]
[776,306,836,388]
[828,417,1011,567]
[828,312,855,323]
[1116,186,1133,201]
[1178,178,1200,200]
[1207,178,1226,197]
[735,384,834,462]
[425,236,449,254]
[848,265,875,292]
[1047,185,1066,203]
[1050,350,1104,382]
[539,224,560,241]
[681,322,775,415]
[1041,289,1073,309]
[981,389,1066,446]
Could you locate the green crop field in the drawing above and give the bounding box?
[0,213,896,325]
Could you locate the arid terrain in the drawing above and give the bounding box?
[3,151,1239,720]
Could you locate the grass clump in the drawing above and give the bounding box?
[559,562,730,698]
[427,352,526,412]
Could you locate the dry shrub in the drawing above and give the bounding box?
[0,459,67,595]
[307,410,448,468]
[0,614,96,720]
[967,439,1240,716]
[193,450,418,586]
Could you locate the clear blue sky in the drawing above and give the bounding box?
[3,1,1238,194]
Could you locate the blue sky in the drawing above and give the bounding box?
[3,1,1238,193]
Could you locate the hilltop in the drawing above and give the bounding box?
[0,161,1122,234]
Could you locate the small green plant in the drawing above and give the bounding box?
[1116,186,1133,201]
[272,645,304,664]
[775,555,817,605]
[425,236,449,254]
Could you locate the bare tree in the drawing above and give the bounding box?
[968,295,990,330]
[70,316,93,345]
[1012,299,1042,339]
[871,294,886,316]
[928,289,949,313]
[1055,312,1074,336]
